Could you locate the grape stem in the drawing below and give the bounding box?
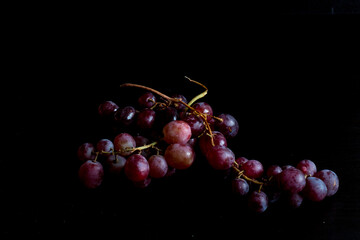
[232,162,264,190]
[120,79,220,146]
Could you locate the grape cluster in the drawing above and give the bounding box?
[77,80,339,213]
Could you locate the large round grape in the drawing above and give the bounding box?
[303,177,328,202]
[124,154,150,182]
[114,133,136,156]
[78,160,104,189]
[241,160,264,179]
[148,155,168,178]
[279,168,306,193]
[314,169,339,197]
[206,146,235,170]
[296,159,317,176]
[163,120,192,144]
[248,191,268,213]
[164,143,195,170]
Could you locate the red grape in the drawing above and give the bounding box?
[138,92,156,108]
[163,120,192,144]
[171,94,188,111]
[296,159,317,176]
[232,178,250,196]
[164,143,195,170]
[105,155,126,174]
[96,139,114,156]
[287,192,303,208]
[77,143,96,162]
[198,131,227,157]
[136,109,156,129]
[206,146,235,170]
[235,157,248,167]
[266,165,282,177]
[248,191,268,213]
[279,168,306,193]
[148,155,168,178]
[114,133,136,156]
[98,101,119,117]
[78,160,104,189]
[241,160,264,179]
[180,113,206,138]
[215,113,239,138]
[114,106,136,126]
[192,102,213,121]
[314,169,339,197]
[303,177,328,202]
[124,154,150,182]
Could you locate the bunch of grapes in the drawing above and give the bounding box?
[77,79,339,213]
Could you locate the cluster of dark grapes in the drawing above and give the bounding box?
[77,81,339,213]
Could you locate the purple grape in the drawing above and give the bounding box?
[314,169,339,197]
[96,139,114,156]
[180,113,206,138]
[124,154,150,182]
[77,143,96,162]
[156,107,178,126]
[171,94,188,111]
[235,157,248,167]
[215,113,239,138]
[232,178,250,196]
[138,92,156,108]
[248,191,268,213]
[163,120,192,144]
[241,160,264,179]
[136,109,156,129]
[78,160,104,189]
[134,135,151,158]
[303,177,328,202]
[198,131,227,157]
[114,106,136,126]
[164,143,195,170]
[266,165,282,178]
[192,102,213,121]
[105,155,127,174]
[287,192,303,208]
[148,155,168,178]
[114,133,136,156]
[206,146,235,170]
[279,168,306,193]
[296,159,317,176]
[98,101,119,117]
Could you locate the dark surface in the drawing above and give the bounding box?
[4,16,360,239]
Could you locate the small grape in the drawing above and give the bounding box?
[98,101,119,117]
[164,143,195,170]
[136,109,156,129]
[296,159,317,176]
[138,92,156,108]
[206,146,235,170]
[302,177,328,202]
[248,191,268,213]
[96,139,114,156]
[105,155,127,174]
[241,160,264,179]
[198,131,227,157]
[232,178,250,196]
[114,106,136,126]
[171,94,188,111]
[314,169,339,197]
[192,102,213,121]
[163,120,192,144]
[124,154,150,182]
[279,168,306,193]
[266,165,282,178]
[235,157,248,167]
[114,133,136,156]
[78,160,104,189]
[148,155,168,178]
[287,192,304,208]
[215,113,239,138]
[77,143,96,162]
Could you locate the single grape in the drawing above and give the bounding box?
[282,165,296,170]
[303,177,328,202]
[98,101,119,117]
[77,142,96,162]
[235,157,248,167]
[241,160,264,179]
[171,94,188,111]
[78,160,104,189]
[314,169,339,197]
[279,168,306,193]
[248,191,268,213]
[114,106,136,126]
[96,139,114,156]
[287,192,304,208]
[134,135,151,158]
[156,107,178,126]
[138,92,156,108]
[266,165,282,178]
[180,113,206,138]
[124,154,150,182]
[136,109,156,129]
[232,178,249,196]
[163,120,192,144]
[192,102,213,121]
[114,133,136,156]
[164,143,195,170]
[296,159,317,176]
[148,155,168,178]
[206,146,235,170]
[215,113,239,138]
[198,131,227,157]
[105,155,127,174]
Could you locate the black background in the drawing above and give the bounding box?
[4,11,360,240]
